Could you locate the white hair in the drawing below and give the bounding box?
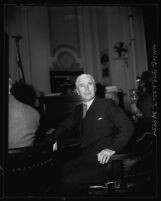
[75,74,95,89]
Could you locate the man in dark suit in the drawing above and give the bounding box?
[53,74,134,195]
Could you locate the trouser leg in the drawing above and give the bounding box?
[59,156,110,195]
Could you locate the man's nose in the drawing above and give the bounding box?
[84,85,90,91]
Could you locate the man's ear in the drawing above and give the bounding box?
[76,89,80,96]
[94,85,96,93]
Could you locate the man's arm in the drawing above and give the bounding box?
[51,110,77,142]
[97,100,134,164]
[107,100,134,152]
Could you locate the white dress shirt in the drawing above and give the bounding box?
[83,97,95,111]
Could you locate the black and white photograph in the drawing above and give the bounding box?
[1,2,159,200]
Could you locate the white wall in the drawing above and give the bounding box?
[5,6,148,98]
[26,7,51,93]
[5,6,51,94]
[105,7,147,102]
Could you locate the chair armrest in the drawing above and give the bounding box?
[110,150,153,161]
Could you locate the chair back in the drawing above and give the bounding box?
[5,135,55,196]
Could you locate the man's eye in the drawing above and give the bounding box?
[79,84,84,88]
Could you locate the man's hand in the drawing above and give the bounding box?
[53,141,58,152]
[97,149,116,164]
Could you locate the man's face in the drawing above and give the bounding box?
[76,76,96,102]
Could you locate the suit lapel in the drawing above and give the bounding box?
[83,97,99,120]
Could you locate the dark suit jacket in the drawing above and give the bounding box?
[54,97,134,155]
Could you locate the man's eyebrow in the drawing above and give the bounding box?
[79,83,85,86]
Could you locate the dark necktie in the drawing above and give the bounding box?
[83,104,87,119]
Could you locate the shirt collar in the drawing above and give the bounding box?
[83,97,95,110]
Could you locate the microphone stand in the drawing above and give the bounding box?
[12,35,26,84]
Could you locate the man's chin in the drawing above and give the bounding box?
[83,96,95,102]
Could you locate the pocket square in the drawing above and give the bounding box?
[98,117,103,120]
